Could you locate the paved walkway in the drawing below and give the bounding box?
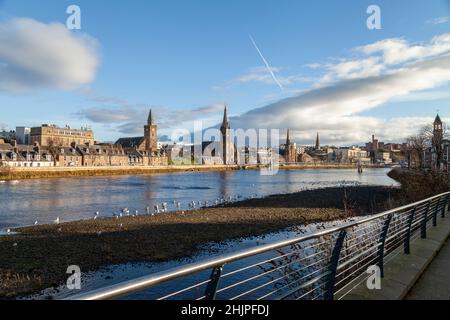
[406,237,450,300]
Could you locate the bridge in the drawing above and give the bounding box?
[68,192,450,300]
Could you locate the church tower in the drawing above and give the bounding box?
[315,132,320,150]
[285,129,294,163]
[144,109,157,154]
[434,114,443,142]
[433,114,443,169]
[220,105,232,165]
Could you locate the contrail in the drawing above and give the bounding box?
[249,35,284,90]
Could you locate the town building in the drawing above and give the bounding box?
[283,129,297,163]
[115,109,168,166]
[425,114,448,170]
[116,109,157,153]
[334,147,371,164]
[0,141,54,167]
[220,106,235,165]
[16,127,31,145]
[30,124,94,147]
[0,130,16,143]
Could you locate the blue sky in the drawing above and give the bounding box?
[0,0,450,145]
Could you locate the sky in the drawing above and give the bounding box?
[0,0,450,146]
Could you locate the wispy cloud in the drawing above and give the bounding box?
[0,18,100,93]
[427,16,449,25]
[77,103,226,135]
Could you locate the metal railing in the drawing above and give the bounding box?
[67,191,450,300]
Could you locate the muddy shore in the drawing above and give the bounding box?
[0,185,397,298]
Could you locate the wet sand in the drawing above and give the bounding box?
[0,185,396,298]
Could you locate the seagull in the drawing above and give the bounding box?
[95,211,100,216]
[6,229,11,234]
[34,220,38,225]
[54,217,60,224]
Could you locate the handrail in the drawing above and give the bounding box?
[67,191,450,300]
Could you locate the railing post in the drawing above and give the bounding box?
[404,207,416,254]
[324,230,347,300]
[421,202,430,239]
[442,195,449,218]
[204,265,224,300]
[378,214,393,277]
[433,198,441,227]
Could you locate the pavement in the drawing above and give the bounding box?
[406,237,450,300]
[342,213,450,300]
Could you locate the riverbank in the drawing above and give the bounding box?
[0,185,396,299]
[388,167,450,204]
[0,163,356,181]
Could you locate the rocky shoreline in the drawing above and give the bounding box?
[0,185,397,299]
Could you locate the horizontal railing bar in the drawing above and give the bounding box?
[274,272,329,300]
[230,263,325,300]
[221,239,330,279]
[218,251,330,295]
[157,278,211,300]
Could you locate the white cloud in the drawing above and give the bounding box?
[0,18,100,92]
[427,16,449,25]
[356,34,450,65]
[227,34,450,146]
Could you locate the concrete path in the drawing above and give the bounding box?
[342,214,450,300]
[406,237,450,300]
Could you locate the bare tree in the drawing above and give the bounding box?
[405,134,428,169]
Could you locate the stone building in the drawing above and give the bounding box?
[77,143,128,167]
[115,109,168,166]
[30,124,94,147]
[0,141,54,167]
[53,146,83,167]
[283,129,297,163]
[426,114,448,170]
[334,147,371,164]
[116,109,157,154]
[220,105,235,165]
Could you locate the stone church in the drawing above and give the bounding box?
[115,109,158,155]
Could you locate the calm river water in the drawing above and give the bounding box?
[0,168,396,230]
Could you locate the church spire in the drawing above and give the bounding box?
[315,132,320,150]
[286,129,291,146]
[221,105,229,130]
[148,109,154,125]
[434,113,442,125]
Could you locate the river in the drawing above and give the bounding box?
[0,168,396,230]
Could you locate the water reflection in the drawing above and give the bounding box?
[0,168,396,229]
